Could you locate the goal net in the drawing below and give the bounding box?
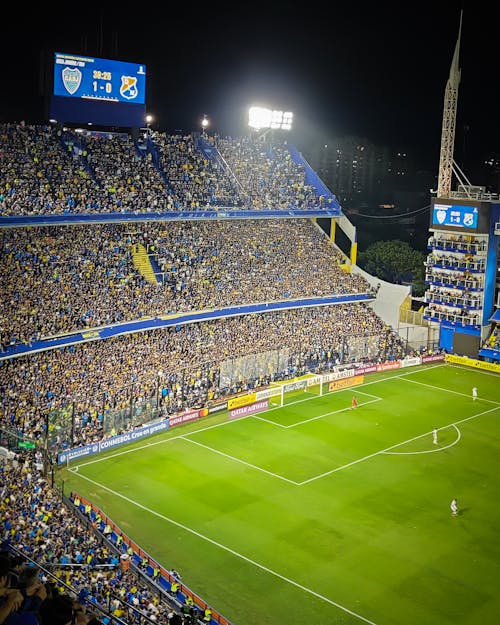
[267,379,309,408]
[255,369,359,410]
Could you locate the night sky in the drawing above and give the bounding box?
[1,1,497,174]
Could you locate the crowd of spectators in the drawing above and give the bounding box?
[0,123,334,217]
[0,220,369,348]
[0,304,408,450]
[0,124,102,216]
[153,133,242,209]
[216,138,325,210]
[0,453,195,624]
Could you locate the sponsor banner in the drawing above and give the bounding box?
[208,401,228,414]
[57,418,170,464]
[99,420,170,450]
[307,369,354,387]
[401,356,422,368]
[376,360,402,372]
[283,380,307,392]
[168,410,202,428]
[330,368,354,381]
[229,400,269,420]
[445,354,500,372]
[228,393,257,410]
[306,375,323,387]
[81,330,100,340]
[328,375,364,391]
[422,353,446,363]
[58,443,97,464]
[256,388,282,400]
[354,364,377,375]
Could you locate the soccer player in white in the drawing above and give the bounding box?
[450,498,458,516]
[472,387,478,401]
[432,428,438,445]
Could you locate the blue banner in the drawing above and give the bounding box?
[57,418,170,464]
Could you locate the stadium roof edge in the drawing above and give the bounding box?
[490,308,500,322]
[0,209,343,228]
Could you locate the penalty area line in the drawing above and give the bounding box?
[180,436,298,484]
[69,471,380,625]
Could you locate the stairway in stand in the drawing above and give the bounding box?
[131,243,159,284]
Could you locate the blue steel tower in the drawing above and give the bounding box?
[424,12,500,360]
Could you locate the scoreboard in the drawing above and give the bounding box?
[431,202,478,229]
[49,52,147,128]
[53,52,146,104]
[430,198,490,234]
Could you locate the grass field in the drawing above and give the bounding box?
[60,363,500,625]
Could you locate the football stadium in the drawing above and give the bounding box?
[1,30,500,625]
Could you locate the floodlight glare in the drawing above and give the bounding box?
[248,106,293,131]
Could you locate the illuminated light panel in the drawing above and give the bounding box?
[248,107,293,130]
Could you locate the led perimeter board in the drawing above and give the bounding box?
[49,52,146,128]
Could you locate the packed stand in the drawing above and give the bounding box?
[0,123,172,215]
[1,124,328,217]
[0,123,102,216]
[217,137,322,210]
[0,220,369,348]
[79,132,169,213]
[0,454,194,624]
[0,304,408,450]
[152,133,242,209]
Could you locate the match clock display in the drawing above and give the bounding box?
[53,52,146,104]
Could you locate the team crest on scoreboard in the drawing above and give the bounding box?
[120,75,138,99]
[62,67,82,95]
[463,212,474,226]
[436,209,447,224]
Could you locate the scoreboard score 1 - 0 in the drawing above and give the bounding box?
[49,51,147,127]
[432,202,478,229]
[53,52,146,104]
[430,198,491,234]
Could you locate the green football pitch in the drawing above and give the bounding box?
[60,363,500,625]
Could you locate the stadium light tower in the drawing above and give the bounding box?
[248,106,293,142]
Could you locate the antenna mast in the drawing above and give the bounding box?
[436,11,462,198]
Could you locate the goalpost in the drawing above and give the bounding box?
[267,378,315,408]
[267,385,285,408]
[256,369,357,409]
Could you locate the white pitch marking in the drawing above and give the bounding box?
[179,436,299,484]
[298,405,500,485]
[69,470,381,625]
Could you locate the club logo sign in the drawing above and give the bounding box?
[120,75,138,100]
[463,212,474,226]
[436,209,447,224]
[62,67,82,95]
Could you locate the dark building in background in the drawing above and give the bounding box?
[305,136,435,253]
[306,136,390,208]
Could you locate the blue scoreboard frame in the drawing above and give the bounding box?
[432,202,479,230]
[49,52,147,128]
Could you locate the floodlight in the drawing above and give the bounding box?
[248,106,293,131]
